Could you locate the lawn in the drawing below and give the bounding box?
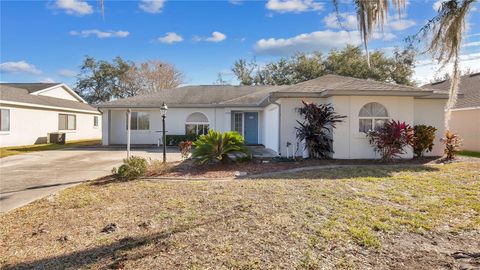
[0,162,479,269]
[459,150,480,158]
[0,139,101,158]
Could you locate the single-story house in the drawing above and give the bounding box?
[98,74,448,159]
[0,83,101,147]
[422,72,480,151]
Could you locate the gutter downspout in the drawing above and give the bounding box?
[267,94,281,155]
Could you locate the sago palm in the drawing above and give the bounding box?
[191,130,250,164]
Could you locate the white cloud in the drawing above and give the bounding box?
[265,0,324,13]
[157,32,183,44]
[254,30,361,55]
[324,12,357,30]
[432,0,446,11]
[139,0,165,14]
[69,29,130,38]
[0,61,42,75]
[228,0,243,5]
[388,19,416,31]
[194,31,227,42]
[463,41,480,47]
[55,0,93,16]
[414,52,480,84]
[372,32,397,41]
[58,69,77,77]
[206,31,227,42]
[41,77,56,83]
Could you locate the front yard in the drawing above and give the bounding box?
[0,139,101,158]
[1,161,479,269]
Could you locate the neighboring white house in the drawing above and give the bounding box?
[422,72,480,151]
[0,83,101,147]
[98,74,449,159]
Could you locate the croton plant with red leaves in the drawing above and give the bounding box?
[366,120,414,162]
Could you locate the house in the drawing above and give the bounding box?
[0,83,101,147]
[422,72,480,151]
[98,74,448,159]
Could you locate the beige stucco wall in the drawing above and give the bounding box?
[450,108,480,151]
[0,105,101,147]
[35,86,80,102]
[413,99,447,156]
[329,96,414,159]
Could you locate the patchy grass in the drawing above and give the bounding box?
[458,150,480,158]
[0,162,479,269]
[0,139,101,158]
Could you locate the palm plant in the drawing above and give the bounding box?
[191,130,250,164]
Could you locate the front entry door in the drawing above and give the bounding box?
[244,112,258,144]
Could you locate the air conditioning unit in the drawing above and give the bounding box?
[48,132,66,144]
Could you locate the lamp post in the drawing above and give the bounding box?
[160,102,168,163]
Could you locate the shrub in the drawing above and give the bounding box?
[412,125,437,157]
[114,156,147,180]
[166,135,198,146]
[441,130,461,160]
[179,140,193,160]
[366,120,414,162]
[295,101,346,159]
[192,130,250,164]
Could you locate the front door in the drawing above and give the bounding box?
[244,112,258,144]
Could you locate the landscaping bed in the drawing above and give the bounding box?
[1,162,479,269]
[145,155,475,179]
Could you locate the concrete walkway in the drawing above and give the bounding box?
[0,147,181,213]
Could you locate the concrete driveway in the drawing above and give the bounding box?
[0,147,181,213]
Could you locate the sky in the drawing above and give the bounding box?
[1,0,479,87]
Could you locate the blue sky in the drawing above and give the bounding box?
[1,0,479,87]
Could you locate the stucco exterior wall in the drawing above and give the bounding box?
[450,108,480,151]
[263,103,279,152]
[278,97,326,156]
[108,108,221,145]
[35,86,80,102]
[0,105,101,147]
[413,99,447,156]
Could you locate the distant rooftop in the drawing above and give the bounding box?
[0,83,60,94]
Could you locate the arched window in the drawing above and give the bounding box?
[358,102,389,133]
[185,112,209,135]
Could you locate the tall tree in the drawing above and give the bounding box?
[75,56,132,104]
[122,60,184,95]
[232,46,415,86]
[231,59,257,86]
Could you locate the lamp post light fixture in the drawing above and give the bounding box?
[160,102,168,163]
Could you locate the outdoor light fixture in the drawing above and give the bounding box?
[160,102,168,163]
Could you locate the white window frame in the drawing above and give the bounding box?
[59,113,76,131]
[358,103,389,133]
[0,108,10,132]
[126,112,150,131]
[185,122,210,136]
[93,116,99,128]
[232,112,244,136]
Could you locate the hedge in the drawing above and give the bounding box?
[166,134,199,146]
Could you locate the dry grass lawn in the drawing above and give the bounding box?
[1,162,479,269]
[0,139,101,158]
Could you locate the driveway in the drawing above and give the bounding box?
[0,147,181,213]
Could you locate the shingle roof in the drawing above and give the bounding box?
[0,83,60,93]
[421,73,480,109]
[277,74,435,93]
[0,84,98,113]
[98,85,275,108]
[98,74,446,108]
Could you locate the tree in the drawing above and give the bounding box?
[75,57,184,104]
[231,59,257,85]
[75,56,133,104]
[232,46,415,86]
[123,60,184,95]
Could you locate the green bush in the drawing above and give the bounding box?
[114,156,147,180]
[192,130,250,164]
[413,125,437,157]
[166,135,198,146]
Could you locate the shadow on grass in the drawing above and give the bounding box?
[251,165,440,180]
[3,205,245,270]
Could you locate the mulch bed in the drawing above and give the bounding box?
[145,156,477,179]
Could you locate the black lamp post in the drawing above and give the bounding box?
[160,102,168,163]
